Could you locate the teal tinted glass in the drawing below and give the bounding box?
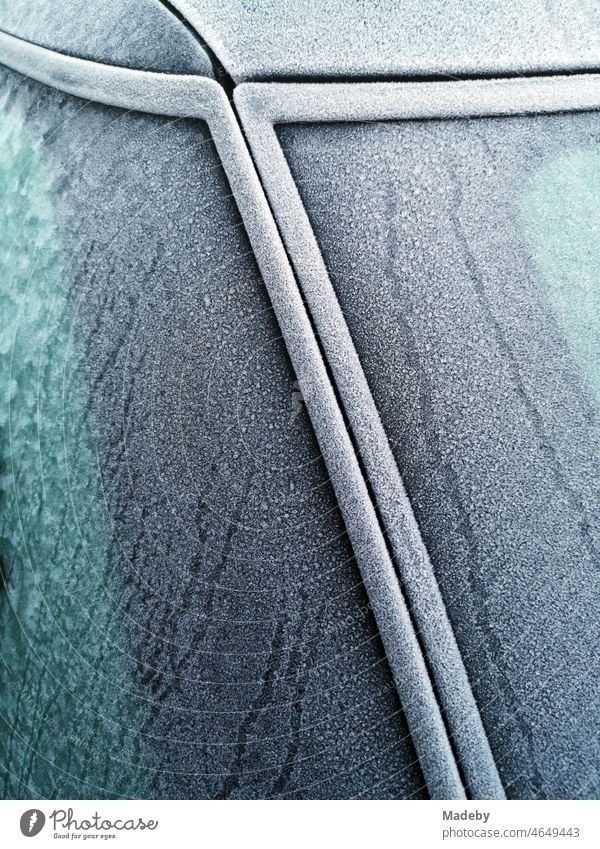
[522,149,600,404]
[0,77,148,799]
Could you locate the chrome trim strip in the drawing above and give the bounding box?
[232,73,600,800]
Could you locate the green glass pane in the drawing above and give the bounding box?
[522,148,600,405]
[0,101,147,799]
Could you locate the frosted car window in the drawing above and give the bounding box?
[279,111,600,799]
[0,67,425,800]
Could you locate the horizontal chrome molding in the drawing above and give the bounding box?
[0,30,468,798]
[0,28,223,116]
[232,72,600,800]
[237,75,600,123]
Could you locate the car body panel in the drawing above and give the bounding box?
[0,0,214,75]
[171,0,600,81]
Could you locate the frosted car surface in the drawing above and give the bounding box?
[0,0,598,801]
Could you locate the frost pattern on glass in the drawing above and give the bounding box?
[0,68,425,800]
[279,111,600,799]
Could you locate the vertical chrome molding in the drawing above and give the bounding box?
[234,73,600,798]
[231,75,600,800]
